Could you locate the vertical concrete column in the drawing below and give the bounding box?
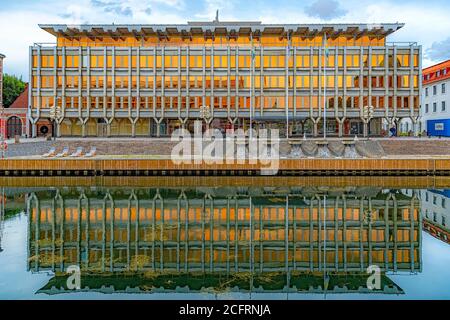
[186,46,191,123]
[393,46,398,122]
[235,47,239,126]
[418,46,423,135]
[333,46,339,136]
[177,46,182,123]
[285,35,290,138]
[78,47,84,137]
[136,47,142,136]
[318,46,322,137]
[103,47,108,136]
[293,47,297,121]
[36,46,42,138]
[260,46,264,117]
[201,46,207,130]
[161,46,166,136]
[128,47,135,137]
[226,45,234,129]
[384,46,390,133]
[359,48,367,137]
[211,46,215,122]
[152,47,158,136]
[28,46,34,137]
[309,47,317,137]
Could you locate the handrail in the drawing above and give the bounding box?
[33,42,57,47]
[386,41,418,46]
[32,42,419,48]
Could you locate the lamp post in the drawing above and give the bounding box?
[200,105,211,131]
[49,99,62,141]
[362,105,374,138]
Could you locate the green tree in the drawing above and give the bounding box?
[2,74,26,108]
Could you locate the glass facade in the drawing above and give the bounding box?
[29,22,422,137]
[28,186,421,278]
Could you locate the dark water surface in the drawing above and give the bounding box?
[1,177,449,300]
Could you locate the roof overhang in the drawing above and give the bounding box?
[39,22,405,39]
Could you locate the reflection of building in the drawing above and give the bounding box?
[412,189,450,244]
[30,21,421,138]
[28,187,421,294]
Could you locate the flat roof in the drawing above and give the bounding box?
[39,22,404,39]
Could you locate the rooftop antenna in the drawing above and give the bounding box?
[214,9,219,23]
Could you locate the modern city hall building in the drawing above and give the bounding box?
[29,20,421,138]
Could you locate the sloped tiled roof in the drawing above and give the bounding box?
[9,84,28,109]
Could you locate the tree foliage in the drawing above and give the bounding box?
[2,74,26,108]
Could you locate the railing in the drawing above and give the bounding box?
[33,42,56,47]
[386,41,418,46]
[33,41,420,49]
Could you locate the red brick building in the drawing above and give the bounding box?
[0,85,52,138]
[1,84,29,138]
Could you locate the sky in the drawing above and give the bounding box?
[1,0,450,81]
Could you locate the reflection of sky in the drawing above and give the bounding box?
[429,189,450,199]
[2,212,450,300]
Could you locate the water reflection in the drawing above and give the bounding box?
[25,185,422,296]
[403,189,450,245]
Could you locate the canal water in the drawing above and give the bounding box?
[0,177,450,300]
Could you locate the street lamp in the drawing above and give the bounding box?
[200,105,211,121]
[361,105,374,138]
[199,105,212,133]
[49,99,63,141]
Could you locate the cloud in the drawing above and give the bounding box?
[91,0,134,17]
[425,37,450,62]
[304,0,347,20]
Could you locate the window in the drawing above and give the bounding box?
[443,216,446,227]
[425,104,429,113]
[444,69,448,75]
[425,193,429,202]
[434,212,438,223]
[433,196,437,205]
[433,102,437,112]
[443,198,446,209]
[433,85,437,95]
[443,101,446,112]
[442,83,446,94]
[437,70,441,77]
[425,87,429,97]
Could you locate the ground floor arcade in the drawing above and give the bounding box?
[45,117,388,138]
